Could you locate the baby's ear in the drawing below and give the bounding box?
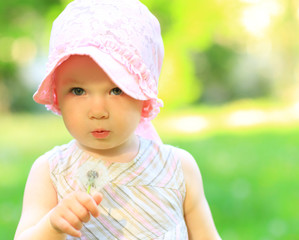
[53,89,61,112]
[141,100,153,118]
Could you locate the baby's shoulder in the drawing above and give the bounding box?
[27,142,73,185]
[163,144,196,166]
[165,144,201,182]
[168,145,194,159]
[34,140,76,170]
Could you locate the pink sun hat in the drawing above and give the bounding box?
[33,0,164,142]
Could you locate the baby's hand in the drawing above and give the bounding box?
[49,191,102,237]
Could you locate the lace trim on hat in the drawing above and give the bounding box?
[48,36,157,97]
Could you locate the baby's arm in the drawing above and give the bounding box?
[177,148,221,240]
[14,157,102,240]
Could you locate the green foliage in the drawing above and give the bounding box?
[1,0,299,110]
[193,44,272,104]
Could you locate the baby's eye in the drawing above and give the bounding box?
[71,88,85,96]
[110,87,123,96]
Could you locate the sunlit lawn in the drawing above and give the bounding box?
[1,104,298,239]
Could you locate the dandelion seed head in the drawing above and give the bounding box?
[76,159,110,193]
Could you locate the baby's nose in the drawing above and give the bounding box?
[88,97,109,120]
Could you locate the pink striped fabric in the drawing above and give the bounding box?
[43,136,188,239]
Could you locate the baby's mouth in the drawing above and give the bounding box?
[91,130,110,139]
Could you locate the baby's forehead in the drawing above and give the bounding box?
[55,55,116,86]
[56,55,108,78]
[56,55,98,70]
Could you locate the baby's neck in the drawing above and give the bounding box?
[76,135,140,164]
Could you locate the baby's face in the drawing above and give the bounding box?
[55,55,143,155]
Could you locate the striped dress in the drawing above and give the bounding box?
[46,136,188,239]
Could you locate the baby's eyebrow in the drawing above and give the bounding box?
[64,78,84,85]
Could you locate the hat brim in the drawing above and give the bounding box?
[33,46,153,113]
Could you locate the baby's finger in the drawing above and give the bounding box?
[92,192,103,206]
[50,215,81,238]
[69,199,91,223]
[62,208,84,231]
[76,192,100,218]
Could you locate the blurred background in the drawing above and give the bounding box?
[0,0,298,239]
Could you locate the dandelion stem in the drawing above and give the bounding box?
[87,184,91,194]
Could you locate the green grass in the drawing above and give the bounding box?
[1,112,298,239]
[168,129,298,239]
